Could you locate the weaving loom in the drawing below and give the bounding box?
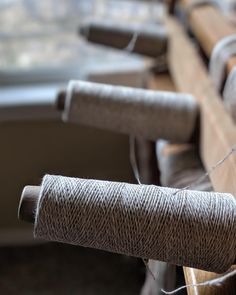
[17,0,236,294]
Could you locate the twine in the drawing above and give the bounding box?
[34,174,236,274]
[62,80,198,142]
[79,19,168,58]
[209,34,236,91]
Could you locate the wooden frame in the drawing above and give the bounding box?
[166,16,236,295]
[181,0,236,73]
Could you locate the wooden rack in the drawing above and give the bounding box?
[158,2,236,293]
[181,0,236,73]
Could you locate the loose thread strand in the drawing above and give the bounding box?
[161,269,236,294]
[129,136,156,281]
[129,136,141,185]
[125,31,139,53]
[173,144,236,195]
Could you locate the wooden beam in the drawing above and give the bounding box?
[183,267,236,295]
[181,0,236,74]
[166,16,236,295]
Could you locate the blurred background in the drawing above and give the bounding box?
[0,0,164,243]
[0,0,163,294]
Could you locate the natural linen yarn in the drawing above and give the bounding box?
[34,174,236,274]
[79,19,168,58]
[62,80,198,142]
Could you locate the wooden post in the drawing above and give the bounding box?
[167,16,236,294]
[181,0,236,74]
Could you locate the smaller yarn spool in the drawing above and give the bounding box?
[62,80,198,142]
[79,19,168,58]
[34,174,236,273]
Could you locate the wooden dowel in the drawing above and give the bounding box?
[181,0,236,74]
[18,185,40,223]
[79,20,168,58]
[56,90,66,111]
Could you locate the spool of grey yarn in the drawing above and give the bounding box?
[62,80,198,142]
[34,174,236,273]
[79,19,168,58]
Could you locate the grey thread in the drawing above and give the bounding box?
[129,135,157,280]
[161,268,236,294]
[173,143,236,195]
[129,136,141,185]
[63,80,198,142]
[34,174,236,274]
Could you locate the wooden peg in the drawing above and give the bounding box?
[56,90,66,111]
[18,185,40,224]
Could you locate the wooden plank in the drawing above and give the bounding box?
[183,267,236,295]
[166,16,236,295]
[148,73,176,92]
[181,0,236,74]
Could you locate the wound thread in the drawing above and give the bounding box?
[62,80,198,142]
[34,174,236,274]
[79,19,168,58]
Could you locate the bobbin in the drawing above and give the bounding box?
[79,19,168,58]
[59,80,198,143]
[18,176,236,272]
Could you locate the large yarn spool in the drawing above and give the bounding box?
[33,174,236,273]
[79,19,168,58]
[62,80,198,142]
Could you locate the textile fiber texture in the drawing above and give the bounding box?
[63,80,198,142]
[34,174,236,273]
